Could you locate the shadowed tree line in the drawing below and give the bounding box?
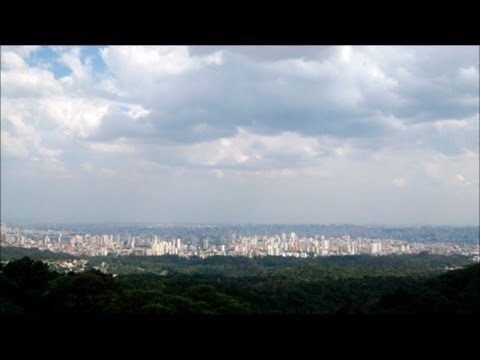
[0,256,478,316]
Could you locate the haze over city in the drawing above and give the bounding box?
[1,46,479,225]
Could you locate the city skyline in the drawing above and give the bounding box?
[2,222,478,261]
[1,46,479,225]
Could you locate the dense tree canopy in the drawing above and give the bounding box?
[0,256,478,316]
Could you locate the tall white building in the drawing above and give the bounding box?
[371,242,381,254]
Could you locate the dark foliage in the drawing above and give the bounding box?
[0,256,478,316]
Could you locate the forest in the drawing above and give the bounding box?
[0,252,478,316]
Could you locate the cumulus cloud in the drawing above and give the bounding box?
[1,130,29,158]
[88,139,135,153]
[182,127,346,171]
[81,46,478,147]
[1,45,478,224]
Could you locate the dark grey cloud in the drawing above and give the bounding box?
[88,46,478,149]
[189,46,334,62]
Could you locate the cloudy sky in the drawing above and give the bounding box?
[1,46,478,225]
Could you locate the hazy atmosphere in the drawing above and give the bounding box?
[1,46,478,224]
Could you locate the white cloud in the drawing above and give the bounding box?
[4,114,39,141]
[1,51,27,70]
[2,46,40,58]
[391,177,407,188]
[37,96,110,137]
[1,46,478,224]
[419,150,478,187]
[458,66,479,84]
[1,130,29,157]
[456,173,472,186]
[103,46,195,76]
[340,46,352,64]
[1,62,62,97]
[204,51,223,65]
[98,46,225,101]
[81,162,94,172]
[101,168,116,177]
[433,118,468,131]
[88,139,135,153]
[42,158,71,178]
[37,146,62,159]
[1,46,41,71]
[99,46,196,96]
[233,168,298,179]
[213,169,224,178]
[184,127,341,170]
[124,104,150,119]
[58,47,91,82]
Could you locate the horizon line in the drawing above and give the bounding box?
[1,220,479,227]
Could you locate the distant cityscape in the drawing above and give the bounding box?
[1,223,479,261]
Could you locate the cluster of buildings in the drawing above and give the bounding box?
[1,224,479,261]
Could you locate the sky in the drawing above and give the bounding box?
[1,46,479,225]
